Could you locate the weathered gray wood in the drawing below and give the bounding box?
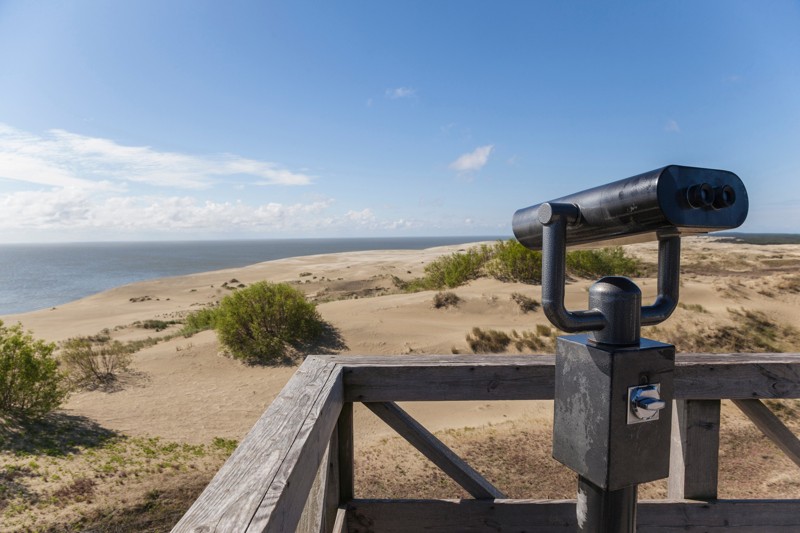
[363,402,505,500]
[313,353,800,402]
[334,354,556,401]
[322,425,341,533]
[337,403,354,504]
[668,399,720,499]
[173,357,343,532]
[332,507,348,533]
[732,399,800,468]
[345,499,800,532]
[297,445,330,533]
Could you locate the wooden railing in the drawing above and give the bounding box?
[173,353,800,532]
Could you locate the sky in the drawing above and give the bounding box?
[0,1,798,243]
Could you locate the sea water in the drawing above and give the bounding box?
[0,237,502,315]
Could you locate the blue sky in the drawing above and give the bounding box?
[0,1,798,242]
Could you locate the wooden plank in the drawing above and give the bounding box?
[332,507,348,533]
[345,499,800,532]
[173,357,343,532]
[337,403,354,504]
[363,402,505,500]
[296,445,329,533]
[343,356,556,401]
[312,354,800,402]
[322,425,341,533]
[732,399,800,468]
[668,400,720,499]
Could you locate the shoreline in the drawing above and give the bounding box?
[0,236,505,316]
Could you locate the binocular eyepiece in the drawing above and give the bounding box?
[512,165,748,249]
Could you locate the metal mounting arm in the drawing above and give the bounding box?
[641,230,681,326]
[539,203,605,332]
[539,203,682,333]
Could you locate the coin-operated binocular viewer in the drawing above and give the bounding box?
[513,165,748,532]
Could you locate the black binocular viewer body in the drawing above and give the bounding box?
[512,165,748,249]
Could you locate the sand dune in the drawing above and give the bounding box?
[4,237,800,445]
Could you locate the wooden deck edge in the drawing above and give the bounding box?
[308,353,800,401]
[345,498,800,532]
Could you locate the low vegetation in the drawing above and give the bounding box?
[433,291,461,309]
[215,281,324,364]
[136,319,180,332]
[60,338,133,389]
[181,306,218,337]
[0,321,68,420]
[484,239,543,283]
[466,328,511,353]
[510,292,539,313]
[399,240,640,292]
[0,415,235,532]
[650,308,800,353]
[464,325,555,354]
[565,247,640,278]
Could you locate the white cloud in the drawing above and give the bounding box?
[449,145,494,172]
[664,119,681,133]
[0,123,313,190]
[385,87,416,99]
[0,190,426,236]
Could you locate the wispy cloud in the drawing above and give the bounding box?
[385,87,416,99]
[449,144,494,172]
[664,119,681,133]
[0,124,313,190]
[0,190,425,236]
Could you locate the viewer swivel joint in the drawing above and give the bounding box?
[512,165,748,532]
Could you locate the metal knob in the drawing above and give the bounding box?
[628,384,665,424]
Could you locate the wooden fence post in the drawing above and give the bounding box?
[668,399,721,500]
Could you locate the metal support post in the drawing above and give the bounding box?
[541,203,676,533]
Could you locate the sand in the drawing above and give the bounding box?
[3,237,800,447]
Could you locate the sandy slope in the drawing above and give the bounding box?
[3,237,800,446]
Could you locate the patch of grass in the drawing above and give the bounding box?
[0,418,235,532]
[136,320,180,332]
[510,292,539,313]
[777,274,800,294]
[678,302,708,313]
[433,291,461,309]
[398,240,640,292]
[211,437,239,455]
[466,328,511,353]
[509,330,544,351]
[181,306,219,337]
[653,308,800,353]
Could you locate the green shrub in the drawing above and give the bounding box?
[60,338,132,388]
[433,291,461,309]
[422,247,491,290]
[485,240,543,283]
[0,321,68,419]
[215,281,324,364]
[182,306,219,337]
[565,247,640,278]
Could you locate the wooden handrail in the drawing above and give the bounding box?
[174,353,800,533]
